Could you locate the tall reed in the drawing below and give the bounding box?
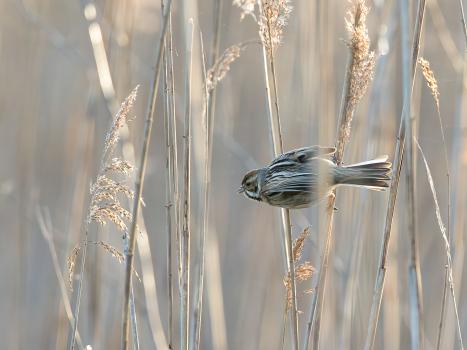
[363,1,426,348]
[307,2,375,348]
[121,1,172,348]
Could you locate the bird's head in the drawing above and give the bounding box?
[238,169,264,201]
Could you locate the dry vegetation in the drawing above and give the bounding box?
[2,0,467,349]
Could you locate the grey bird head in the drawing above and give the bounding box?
[239,168,265,201]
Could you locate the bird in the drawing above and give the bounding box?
[238,146,391,209]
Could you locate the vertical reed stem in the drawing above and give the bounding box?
[400,0,424,348]
[363,2,426,349]
[180,19,194,350]
[259,30,299,350]
[121,1,172,348]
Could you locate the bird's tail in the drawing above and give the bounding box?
[334,156,392,190]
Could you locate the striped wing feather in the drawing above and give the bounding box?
[268,146,335,171]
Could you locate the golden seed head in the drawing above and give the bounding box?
[259,0,292,54]
[418,57,440,112]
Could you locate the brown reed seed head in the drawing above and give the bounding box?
[337,0,375,154]
[103,85,139,157]
[284,227,314,310]
[88,175,134,231]
[103,158,135,175]
[206,44,246,92]
[67,244,81,289]
[345,0,375,105]
[418,57,440,112]
[87,86,138,233]
[94,240,125,263]
[292,226,311,262]
[67,88,138,289]
[259,0,292,54]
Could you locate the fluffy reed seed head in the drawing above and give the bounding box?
[418,57,440,112]
[94,240,125,263]
[284,227,314,310]
[345,0,375,106]
[103,85,138,157]
[337,0,375,155]
[67,244,81,288]
[292,226,310,262]
[67,88,138,288]
[103,158,135,175]
[259,0,292,54]
[206,43,248,92]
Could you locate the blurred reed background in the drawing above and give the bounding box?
[1,0,467,349]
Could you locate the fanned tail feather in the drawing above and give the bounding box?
[335,156,392,190]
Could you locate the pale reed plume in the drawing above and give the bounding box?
[418,57,440,112]
[67,86,139,288]
[206,43,248,92]
[284,227,314,310]
[339,0,376,154]
[259,0,292,54]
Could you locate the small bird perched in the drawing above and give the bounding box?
[239,146,391,209]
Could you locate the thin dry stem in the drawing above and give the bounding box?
[69,86,139,350]
[258,1,299,347]
[416,141,464,349]
[401,2,424,348]
[418,57,452,350]
[37,209,84,349]
[180,19,194,350]
[121,1,172,348]
[191,30,210,350]
[363,1,426,349]
[307,1,375,348]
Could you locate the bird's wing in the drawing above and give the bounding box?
[268,146,335,171]
[262,172,317,194]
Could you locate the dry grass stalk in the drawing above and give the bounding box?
[122,1,173,348]
[459,0,467,47]
[191,30,209,350]
[337,0,375,159]
[401,2,424,348]
[307,2,375,348]
[179,18,194,350]
[68,87,139,350]
[166,11,180,350]
[36,209,84,348]
[417,56,454,350]
[161,4,176,348]
[194,4,226,348]
[255,0,299,347]
[363,1,426,349]
[416,141,464,349]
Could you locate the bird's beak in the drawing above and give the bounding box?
[237,186,245,194]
